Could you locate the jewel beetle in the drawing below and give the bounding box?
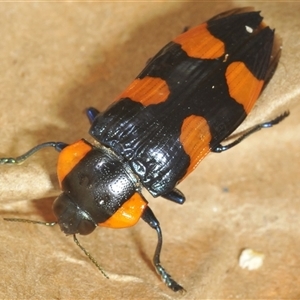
[1,7,289,293]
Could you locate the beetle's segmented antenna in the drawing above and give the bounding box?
[73,234,109,279]
[4,218,57,227]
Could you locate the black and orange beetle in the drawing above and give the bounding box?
[1,8,289,293]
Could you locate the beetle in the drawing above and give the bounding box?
[1,7,289,293]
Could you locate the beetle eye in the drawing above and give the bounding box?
[53,193,96,235]
[78,219,96,235]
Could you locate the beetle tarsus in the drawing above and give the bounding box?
[155,264,186,293]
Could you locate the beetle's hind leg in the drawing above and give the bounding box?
[212,111,289,153]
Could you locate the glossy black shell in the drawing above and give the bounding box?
[90,11,276,197]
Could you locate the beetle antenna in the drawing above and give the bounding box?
[0,142,68,165]
[142,207,186,293]
[4,218,109,279]
[4,218,57,227]
[73,234,109,279]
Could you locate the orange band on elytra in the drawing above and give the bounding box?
[99,192,147,229]
[57,139,92,186]
[179,115,212,181]
[118,76,170,106]
[173,23,225,59]
[226,61,264,114]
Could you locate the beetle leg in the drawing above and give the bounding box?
[86,107,101,124]
[142,206,186,293]
[0,142,68,165]
[211,111,289,153]
[161,188,185,204]
[182,26,189,33]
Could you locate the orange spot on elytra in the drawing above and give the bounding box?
[226,62,264,114]
[118,76,170,106]
[179,115,212,180]
[173,23,225,59]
